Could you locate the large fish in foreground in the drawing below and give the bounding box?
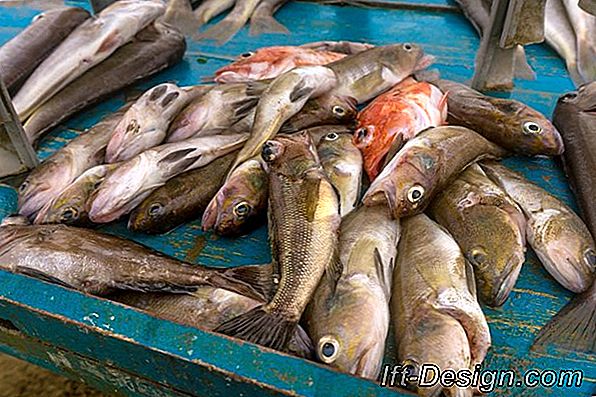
[0,7,90,94]
[429,164,527,307]
[0,224,270,300]
[392,214,491,397]
[216,132,340,352]
[305,205,399,379]
[13,0,165,120]
[553,82,596,238]
[23,22,186,144]
[363,126,507,218]
[89,134,248,224]
[481,161,595,293]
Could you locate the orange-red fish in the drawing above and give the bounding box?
[353,78,448,180]
[213,46,346,83]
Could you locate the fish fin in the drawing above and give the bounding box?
[513,46,536,80]
[220,263,274,301]
[233,98,259,119]
[374,247,392,298]
[246,80,270,97]
[214,306,298,350]
[97,30,122,54]
[464,259,478,299]
[196,19,244,46]
[289,80,315,103]
[325,249,343,296]
[304,176,322,223]
[16,267,76,290]
[289,325,315,359]
[249,16,289,36]
[532,290,596,354]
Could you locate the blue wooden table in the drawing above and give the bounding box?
[0,1,594,396]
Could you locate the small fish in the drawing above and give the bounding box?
[249,0,289,36]
[354,77,447,179]
[23,22,187,144]
[166,82,265,143]
[88,134,248,224]
[316,130,362,217]
[18,108,127,219]
[202,157,269,236]
[481,161,596,293]
[299,40,375,55]
[392,214,491,397]
[13,0,165,120]
[193,0,235,28]
[431,79,564,156]
[106,83,209,162]
[553,82,596,238]
[429,164,527,307]
[0,224,271,300]
[128,151,237,235]
[216,132,340,353]
[196,0,261,45]
[34,163,120,226]
[212,46,345,83]
[0,7,90,95]
[305,205,399,379]
[363,126,507,218]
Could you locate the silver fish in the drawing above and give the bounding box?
[197,0,261,45]
[249,0,289,36]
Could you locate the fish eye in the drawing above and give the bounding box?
[522,121,542,135]
[261,141,279,162]
[561,92,577,101]
[401,358,420,377]
[406,184,425,204]
[324,132,339,141]
[318,336,340,364]
[18,181,29,193]
[332,105,346,116]
[355,127,368,141]
[240,51,254,58]
[148,203,163,217]
[470,248,488,267]
[403,43,413,51]
[585,249,596,268]
[60,207,78,222]
[233,202,251,219]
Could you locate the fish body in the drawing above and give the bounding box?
[429,164,527,306]
[197,0,261,45]
[0,224,269,300]
[363,126,506,218]
[249,0,289,36]
[18,109,126,218]
[354,77,447,179]
[128,151,236,234]
[0,7,90,94]
[562,0,596,84]
[392,214,491,396]
[13,0,165,120]
[317,130,362,217]
[23,22,186,144]
[202,157,269,236]
[216,132,340,352]
[300,41,375,55]
[88,133,248,224]
[553,82,596,238]
[106,84,209,162]
[306,205,399,379]
[433,79,564,156]
[194,0,235,27]
[545,0,583,85]
[481,161,596,293]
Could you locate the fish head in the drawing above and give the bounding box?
[379,43,434,79]
[317,132,355,160]
[262,132,320,177]
[311,94,358,125]
[38,177,101,226]
[166,100,207,143]
[127,197,167,233]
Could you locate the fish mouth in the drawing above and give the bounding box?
[415,54,435,71]
[539,247,594,293]
[489,253,524,307]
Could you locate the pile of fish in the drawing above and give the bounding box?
[3,35,596,395]
[0,0,186,144]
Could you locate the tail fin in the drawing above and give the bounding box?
[196,20,244,46]
[249,16,289,36]
[532,288,596,354]
[215,306,298,351]
[218,263,274,301]
[289,325,315,359]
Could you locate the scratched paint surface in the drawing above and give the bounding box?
[0,1,594,396]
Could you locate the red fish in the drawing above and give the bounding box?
[353,77,448,180]
[212,46,346,83]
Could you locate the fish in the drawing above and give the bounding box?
[480,161,596,293]
[363,126,507,218]
[430,79,564,156]
[201,157,269,236]
[316,130,362,217]
[215,132,340,352]
[299,41,375,55]
[305,205,399,379]
[553,82,596,238]
[249,0,289,36]
[13,0,165,120]
[533,279,595,354]
[545,0,583,85]
[392,214,491,397]
[212,46,345,83]
[128,151,237,234]
[23,22,187,144]
[0,224,271,300]
[105,84,209,162]
[166,82,265,143]
[88,133,248,224]
[162,0,200,36]
[196,0,260,45]
[0,7,90,95]
[18,108,127,219]
[33,163,120,226]
[562,0,596,85]
[353,77,448,180]
[428,164,527,307]
[193,0,235,28]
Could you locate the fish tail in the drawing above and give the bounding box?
[214,306,299,351]
[532,289,596,354]
[196,19,245,46]
[218,263,274,301]
[249,16,289,36]
[512,46,536,80]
